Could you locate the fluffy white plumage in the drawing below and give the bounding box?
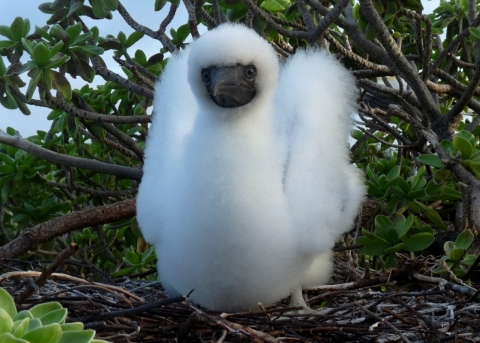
[137,23,365,312]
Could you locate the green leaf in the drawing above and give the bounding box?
[50,43,65,62]
[104,0,118,10]
[124,249,139,265]
[260,0,285,12]
[386,165,400,181]
[357,236,390,256]
[13,214,29,222]
[0,26,14,40]
[176,24,190,43]
[0,333,28,343]
[45,53,69,69]
[155,0,168,11]
[60,322,84,331]
[469,27,480,42]
[66,0,85,18]
[32,42,51,66]
[449,248,465,262]
[417,154,445,168]
[58,330,95,343]
[453,135,474,160]
[461,254,477,266]
[134,50,147,66]
[425,179,444,196]
[51,71,72,99]
[0,153,15,166]
[455,230,474,250]
[125,31,144,48]
[0,165,15,174]
[457,129,475,146]
[39,308,67,326]
[70,45,104,56]
[407,165,426,191]
[21,323,62,343]
[91,0,108,18]
[12,318,29,338]
[28,302,63,319]
[463,160,480,179]
[10,17,28,42]
[403,232,435,252]
[383,242,405,254]
[395,214,414,239]
[374,215,394,233]
[413,200,447,230]
[35,25,54,44]
[0,308,14,335]
[0,288,16,319]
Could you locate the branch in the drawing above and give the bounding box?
[0,198,136,259]
[16,243,79,302]
[92,59,155,100]
[311,0,350,43]
[0,130,142,180]
[182,0,201,39]
[421,130,480,186]
[307,0,390,63]
[326,32,392,73]
[46,180,136,198]
[48,95,151,124]
[359,0,440,126]
[117,1,177,52]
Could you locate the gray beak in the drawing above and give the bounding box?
[201,64,257,108]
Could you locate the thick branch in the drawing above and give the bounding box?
[0,198,136,259]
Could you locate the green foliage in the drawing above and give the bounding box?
[433,231,477,278]
[357,214,434,267]
[0,287,109,343]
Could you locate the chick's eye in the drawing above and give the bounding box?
[201,69,211,84]
[244,65,256,80]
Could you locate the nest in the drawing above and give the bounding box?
[1,256,479,343]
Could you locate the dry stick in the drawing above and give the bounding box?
[191,307,280,343]
[356,302,412,343]
[411,272,480,301]
[0,270,143,302]
[0,198,136,259]
[0,130,142,180]
[76,296,187,322]
[16,243,79,303]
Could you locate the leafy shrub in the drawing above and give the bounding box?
[0,287,109,343]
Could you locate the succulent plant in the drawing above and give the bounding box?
[0,287,109,343]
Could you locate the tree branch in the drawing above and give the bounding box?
[0,198,136,259]
[359,0,441,128]
[0,130,142,180]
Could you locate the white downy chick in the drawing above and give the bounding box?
[137,23,365,312]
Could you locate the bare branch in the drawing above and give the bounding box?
[359,0,441,128]
[0,130,142,180]
[0,198,136,259]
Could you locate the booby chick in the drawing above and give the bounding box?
[137,23,365,312]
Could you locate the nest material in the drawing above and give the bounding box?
[1,258,479,343]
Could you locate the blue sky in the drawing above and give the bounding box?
[0,1,440,137]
